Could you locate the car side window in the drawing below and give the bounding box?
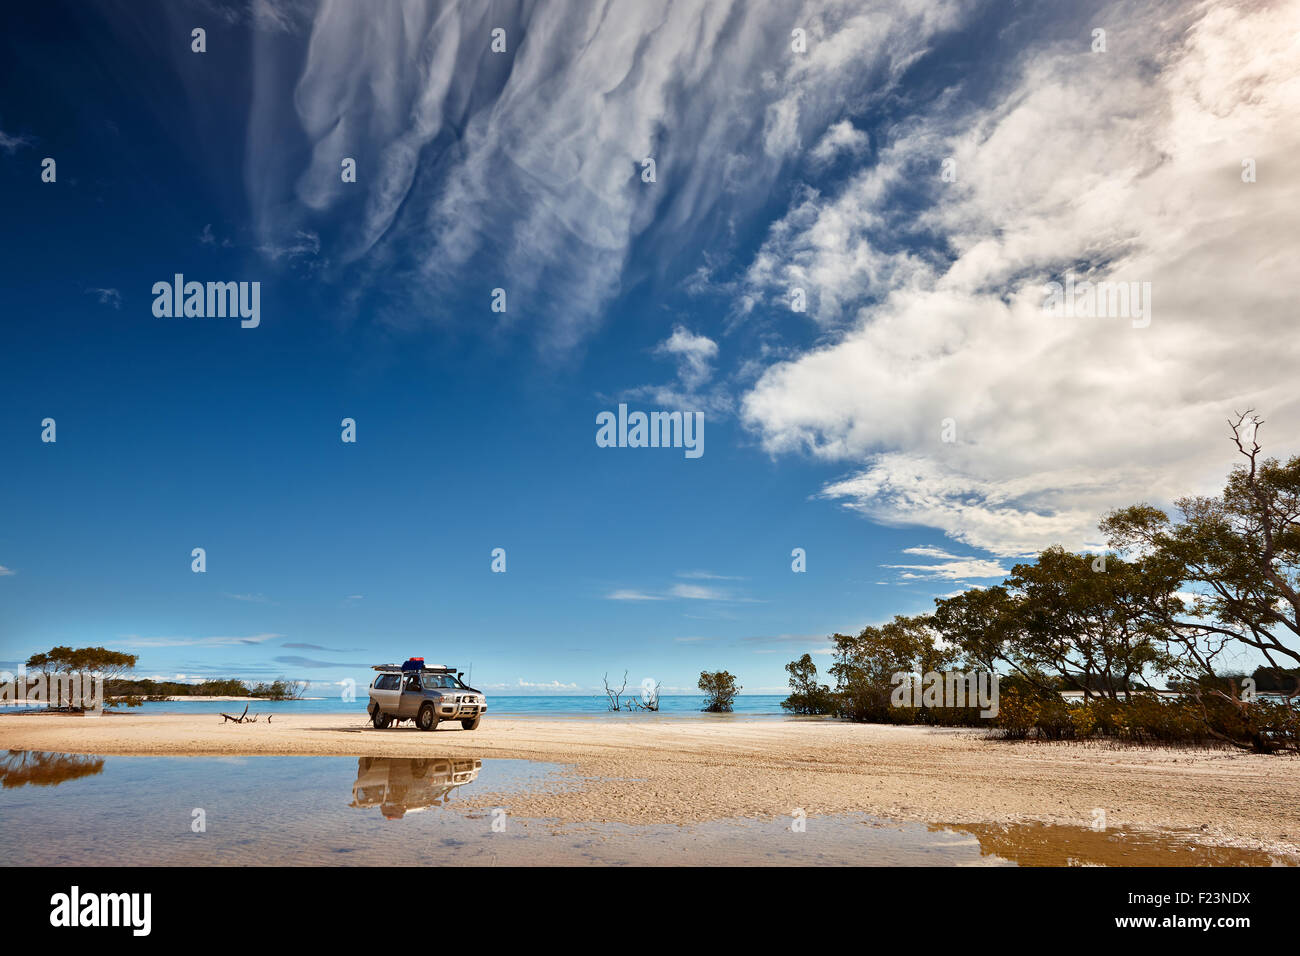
[376,675,399,690]
[403,675,420,692]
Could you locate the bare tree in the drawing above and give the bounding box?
[601,672,661,711]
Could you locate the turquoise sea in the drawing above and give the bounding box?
[100,693,794,718]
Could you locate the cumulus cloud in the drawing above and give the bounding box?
[625,324,732,414]
[656,326,719,390]
[808,119,869,165]
[741,0,1300,557]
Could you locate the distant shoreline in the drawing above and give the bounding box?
[152,696,327,702]
[2,696,328,706]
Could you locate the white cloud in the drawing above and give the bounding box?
[809,119,869,165]
[0,128,32,153]
[676,570,744,581]
[741,1,1300,557]
[257,229,320,264]
[625,325,731,415]
[668,583,728,600]
[248,0,961,350]
[608,581,759,602]
[120,633,283,648]
[882,545,1009,581]
[655,326,719,390]
[0,566,14,576]
[481,678,580,692]
[85,288,121,310]
[223,592,274,604]
[606,589,665,602]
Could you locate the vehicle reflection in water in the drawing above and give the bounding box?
[1,750,105,788]
[349,756,482,820]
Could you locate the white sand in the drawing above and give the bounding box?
[3,711,1297,854]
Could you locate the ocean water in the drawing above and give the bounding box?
[102,694,795,718]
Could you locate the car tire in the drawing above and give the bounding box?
[461,716,481,731]
[417,703,438,731]
[372,709,391,730]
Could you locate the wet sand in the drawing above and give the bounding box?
[3,712,1297,857]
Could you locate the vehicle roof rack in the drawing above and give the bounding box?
[372,664,457,673]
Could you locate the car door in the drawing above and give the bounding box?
[371,674,400,715]
[398,674,423,718]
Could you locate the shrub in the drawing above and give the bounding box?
[698,670,741,712]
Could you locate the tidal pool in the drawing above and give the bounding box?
[2,751,1289,866]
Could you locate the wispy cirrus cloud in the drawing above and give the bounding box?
[0,128,33,153]
[882,545,1008,581]
[605,589,666,602]
[119,633,283,648]
[85,288,121,310]
[607,576,760,603]
[281,642,366,652]
[245,0,962,351]
[479,678,580,693]
[272,655,353,669]
[223,592,275,604]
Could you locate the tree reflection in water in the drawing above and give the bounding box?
[1,750,105,788]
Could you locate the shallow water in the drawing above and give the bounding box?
[2,751,1289,866]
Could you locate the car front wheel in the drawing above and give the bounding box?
[417,703,438,731]
[461,716,481,731]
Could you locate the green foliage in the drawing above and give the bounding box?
[780,654,834,715]
[1102,413,1300,682]
[25,646,138,710]
[774,415,1300,752]
[248,679,307,700]
[930,549,1175,700]
[698,670,741,712]
[103,677,253,700]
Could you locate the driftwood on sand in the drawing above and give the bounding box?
[219,705,271,724]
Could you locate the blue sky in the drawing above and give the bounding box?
[2,0,1296,694]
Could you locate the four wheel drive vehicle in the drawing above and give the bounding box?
[368,662,487,731]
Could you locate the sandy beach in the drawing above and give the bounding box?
[4,711,1298,857]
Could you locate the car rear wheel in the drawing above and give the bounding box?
[372,709,391,730]
[461,716,481,731]
[417,703,438,731]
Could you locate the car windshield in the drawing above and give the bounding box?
[423,674,462,689]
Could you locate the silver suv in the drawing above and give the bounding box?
[368,664,487,731]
